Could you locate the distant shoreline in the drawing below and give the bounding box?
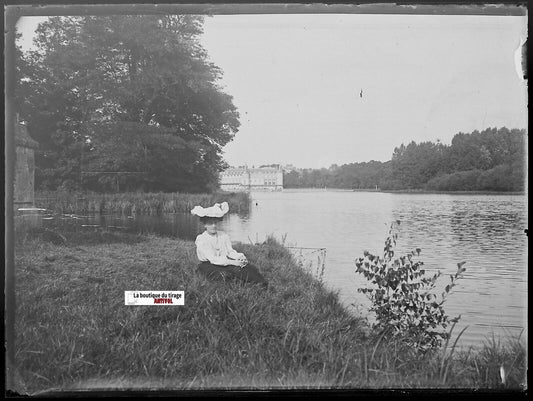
[282,187,526,196]
[379,190,526,196]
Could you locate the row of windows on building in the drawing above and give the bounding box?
[219,167,283,191]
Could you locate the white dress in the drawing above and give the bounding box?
[195,231,245,266]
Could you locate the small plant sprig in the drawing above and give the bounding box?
[355,220,466,352]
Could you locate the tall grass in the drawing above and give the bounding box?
[13,233,367,393]
[444,331,527,388]
[12,231,527,393]
[34,190,251,215]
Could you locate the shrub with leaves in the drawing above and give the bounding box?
[355,220,466,352]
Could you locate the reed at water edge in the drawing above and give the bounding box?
[12,227,527,393]
[34,190,251,215]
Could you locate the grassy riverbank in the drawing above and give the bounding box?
[12,231,527,393]
[34,191,251,215]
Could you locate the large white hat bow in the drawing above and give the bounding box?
[191,202,230,218]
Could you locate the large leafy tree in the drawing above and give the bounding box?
[388,141,448,189]
[16,15,240,192]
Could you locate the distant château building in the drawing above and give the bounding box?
[220,165,283,192]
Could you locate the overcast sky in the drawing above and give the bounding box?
[16,11,528,169]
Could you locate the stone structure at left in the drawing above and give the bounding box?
[14,119,39,211]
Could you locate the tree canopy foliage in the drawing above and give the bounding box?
[284,127,526,192]
[16,15,240,192]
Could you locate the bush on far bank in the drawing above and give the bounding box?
[425,163,523,192]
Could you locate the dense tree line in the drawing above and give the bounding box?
[16,15,240,193]
[284,127,526,192]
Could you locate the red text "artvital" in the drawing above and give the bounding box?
[153,298,173,304]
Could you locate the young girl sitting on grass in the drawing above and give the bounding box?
[191,202,268,288]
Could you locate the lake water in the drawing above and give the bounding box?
[39,190,528,349]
